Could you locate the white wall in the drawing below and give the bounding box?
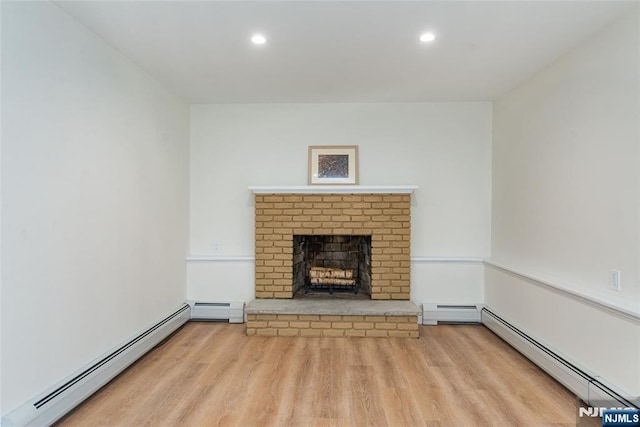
[486,266,640,397]
[1,1,189,414]
[489,9,640,396]
[411,260,485,304]
[0,0,4,413]
[189,103,491,304]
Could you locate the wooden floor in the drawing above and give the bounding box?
[57,323,588,427]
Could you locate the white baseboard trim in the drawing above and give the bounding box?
[422,303,485,325]
[188,301,244,323]
[482,306,639,408]
[1,304,191,427]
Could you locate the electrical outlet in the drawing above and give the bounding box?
[609,269,621,291]
[213,241,221,254]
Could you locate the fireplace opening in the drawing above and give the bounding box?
[293,235,372,299]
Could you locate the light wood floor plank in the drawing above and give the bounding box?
[57,323,584,427]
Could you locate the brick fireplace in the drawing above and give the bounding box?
[254,192,411,300]
[247,186,419,338]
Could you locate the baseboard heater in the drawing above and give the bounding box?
[422,303,483,325]
[2,304,191,427]
[189,301,244,323]
[481,307,639,409]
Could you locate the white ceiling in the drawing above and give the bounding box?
[54,1,634,104]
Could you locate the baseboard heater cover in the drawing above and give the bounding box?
[422,303,483,325]
[2,303,191,427]
[189,301,244,323]
[481,307,638,409]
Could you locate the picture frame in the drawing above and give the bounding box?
[308,145,359,185]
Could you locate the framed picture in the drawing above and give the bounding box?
[308,145,359,185]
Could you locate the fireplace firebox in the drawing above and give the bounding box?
[293,235,372,297]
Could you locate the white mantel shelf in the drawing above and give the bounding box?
[248,185,418,194]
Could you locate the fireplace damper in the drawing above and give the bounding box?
[293,235,372,298]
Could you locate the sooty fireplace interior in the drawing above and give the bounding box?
[293,235,372,298]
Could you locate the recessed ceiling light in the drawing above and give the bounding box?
[419,32,436,43]
[251,34,267,45]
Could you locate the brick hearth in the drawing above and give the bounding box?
[245,299,420,338]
